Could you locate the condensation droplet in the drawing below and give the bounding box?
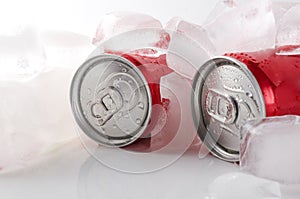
[87,88,92,95]
[136,119,141,124]
[113,124,117,129]
[234,78,238,82]
[246,92,253,98]
[122,68,127,73]
[138,102,144,109]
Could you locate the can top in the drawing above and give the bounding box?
[191,56,266,162]
[70,54,152,147]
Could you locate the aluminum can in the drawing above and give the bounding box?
[192,48,300,162]
[70,48,175,148]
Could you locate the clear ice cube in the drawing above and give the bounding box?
[165,18,214,80]
[275,4,300,55]
[0,25,91,172]
[240,115,300,184]
[0,67,77,172]
[203,0,276,54]
[92,11,163,46]
[40,30,95,68]
[0,25,45,80]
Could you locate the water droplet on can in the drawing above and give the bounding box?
[138,102,144,109]
[87,88,92,95]
[246,92,253,98]
[136,119,141,124]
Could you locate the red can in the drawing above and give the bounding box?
[70,48,188,151]
[192,47,300,162]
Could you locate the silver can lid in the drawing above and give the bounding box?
[191,56,266,162]
[70,54,152,147]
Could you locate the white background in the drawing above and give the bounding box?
[0,0,218,36]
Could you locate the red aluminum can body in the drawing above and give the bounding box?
[224,49,300,117]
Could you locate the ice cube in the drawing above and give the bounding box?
[89,28,170,58]
[271,1,298,24]
[92,11,163,46]
[203,0,276,54]
[275,5,300,55]
[165,18,214,80]
[40,30,95,68]
[0,25,45,80]
[157,72,199,150]
[240,115,300,184]
[0,67,77,172]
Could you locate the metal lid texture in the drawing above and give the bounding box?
[191,56,266,162]
[70,54,152,147]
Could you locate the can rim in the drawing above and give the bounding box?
[70,54,152,147]
[191,56,266,162]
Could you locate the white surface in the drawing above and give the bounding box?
[1,139,299,199]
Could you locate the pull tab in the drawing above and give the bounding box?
[205,89,237,124]
[91,86,123,126]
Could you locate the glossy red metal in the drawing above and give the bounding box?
[224,47,300,117]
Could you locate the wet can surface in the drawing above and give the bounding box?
[192,48,300,162]
[70,49,175,148]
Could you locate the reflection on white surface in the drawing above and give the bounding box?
[0,138,299,199]
[208,172,281,199]
[77,143,239,199]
